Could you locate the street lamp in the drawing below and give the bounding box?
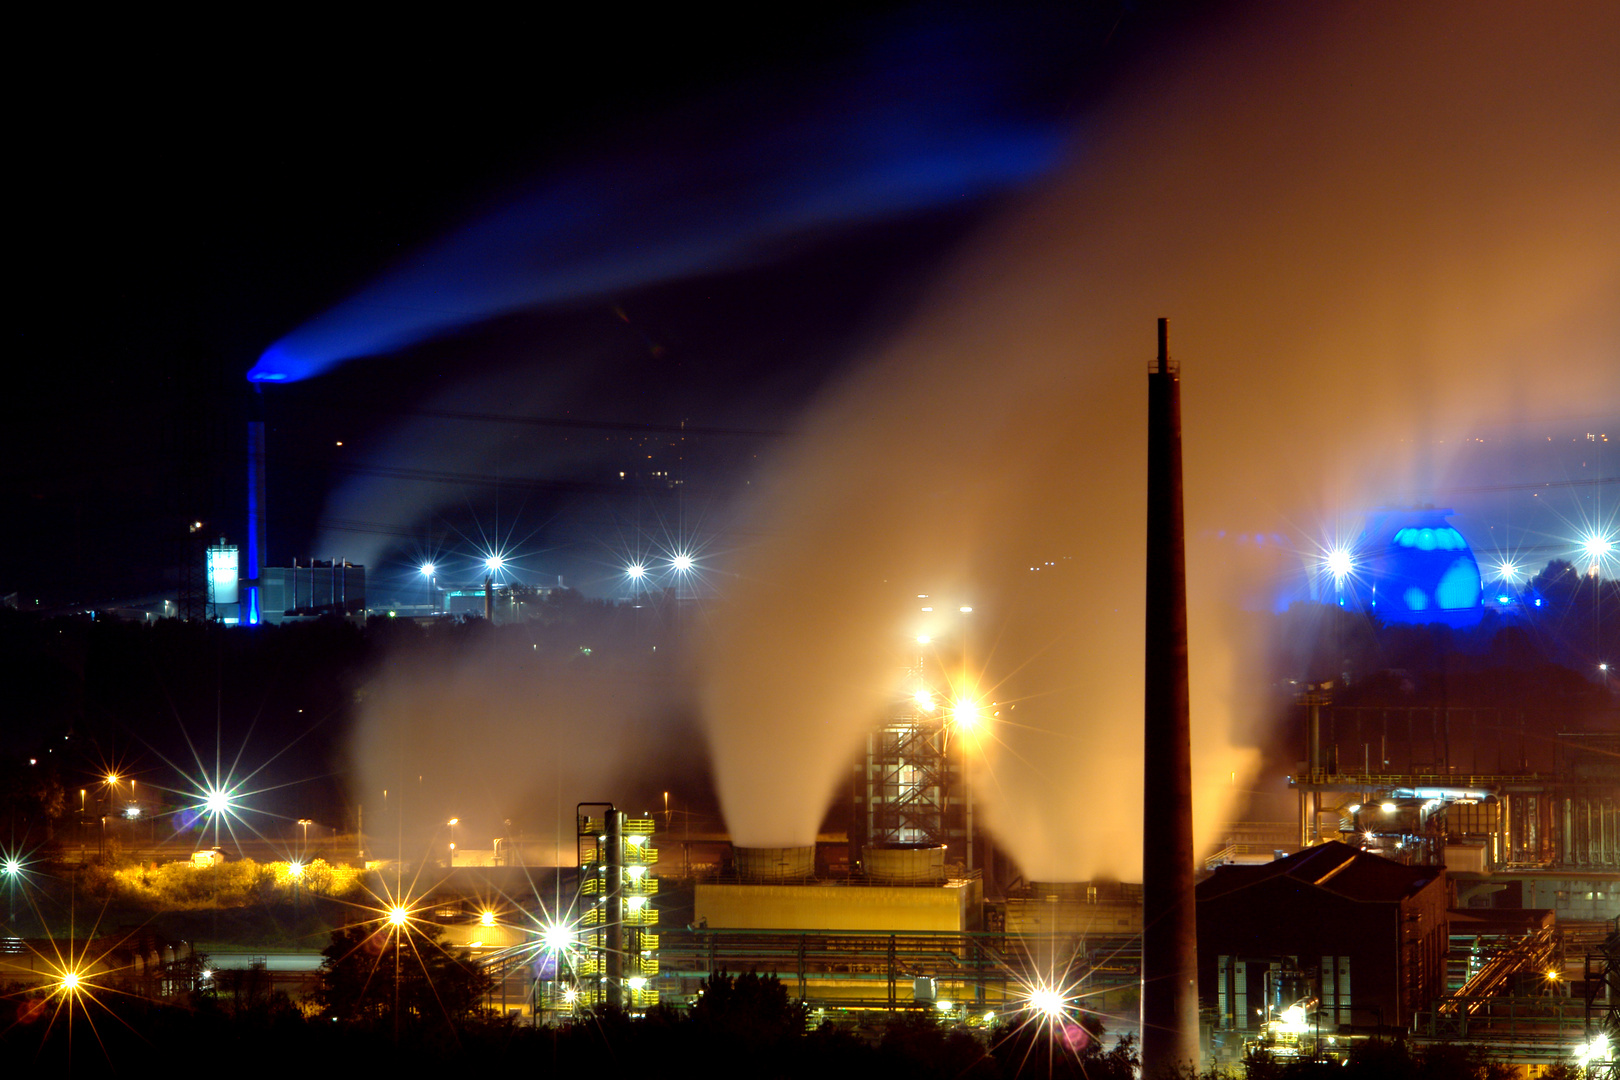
[447,818,458,867]
[2,855,20,924]
[297,818,313,848]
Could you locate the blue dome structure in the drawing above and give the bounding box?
[1341,508,1483,626]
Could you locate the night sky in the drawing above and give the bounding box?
[6,3,1206,608]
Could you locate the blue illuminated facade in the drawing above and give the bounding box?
[1341,508,1483,627]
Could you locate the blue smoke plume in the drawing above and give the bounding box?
[249,16,1072,383]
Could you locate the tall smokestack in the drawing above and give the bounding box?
[244,384,268,626]
[1141,317,1199,1075]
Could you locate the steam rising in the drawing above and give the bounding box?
[351,638,702,863]
[700,4,1620,878]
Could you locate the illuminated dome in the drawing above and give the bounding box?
[1343,508,1482,626]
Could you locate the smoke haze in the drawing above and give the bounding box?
[699,3,1620,878]
[350,635,705,864]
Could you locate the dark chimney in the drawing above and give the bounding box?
[1141,317,1200,1074]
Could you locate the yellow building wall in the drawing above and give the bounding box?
[697,882,973,932]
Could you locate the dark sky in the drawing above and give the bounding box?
[6,3,1209,607]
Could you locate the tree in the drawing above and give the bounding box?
[688,969,808,1049]
[314,921,492,1029]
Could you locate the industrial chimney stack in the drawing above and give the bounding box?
[1140,318,1200,1074]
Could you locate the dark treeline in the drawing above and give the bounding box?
[0,973,1559,1080]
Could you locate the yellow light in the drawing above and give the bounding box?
[563,986,578,1003]
[914,689,934,711]
[481,910,496,927]
[952,697,979,728]
[1381,802,1398,813]
[288,861,305,880]
[60,970,82,991]
[388,906,409,927]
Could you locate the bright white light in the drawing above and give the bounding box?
[1577,1033,1611,1066]
[1273,1002,1310,1035]
[1347,803,1361,813]
[205,788,231,815]
[4,859,22,874]
[420,562,435,577]
[936,999,954,1012]
[287,861,305,880]
[1326,548,1354,581]
[480,910,496,927]
[670,553,694,572]
[627,865,646,879]
[914,689,935,712]
[959,606,973,613]
[562,986,578,1003]
[1028,986,1066,1018]
[543,924,573,950]
[60,971,81,991]
[1497,561,1519,582]
[627,976,647,991]
[1381,802,1398,814]
[485,554,505,572]
[916,634,931,644]
[626,562,646,579]
[388,906,409,927]
[1583,535,1614,559]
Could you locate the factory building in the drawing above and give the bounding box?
[259,560,366,623]
[1198,842,1449,1045]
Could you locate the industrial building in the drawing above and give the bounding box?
[1335,506,1484,627]
[259,560,366,623]
[1198,841,1450,1048]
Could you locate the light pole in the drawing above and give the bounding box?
[420,562,437,612]
[297,818,312,851]
[3,857,19,925]
[447,818,458,867]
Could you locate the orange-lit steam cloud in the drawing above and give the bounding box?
[350,637,702,863]
[700,3,1620,878]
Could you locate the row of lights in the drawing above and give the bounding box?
[1324,532,1616,586]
